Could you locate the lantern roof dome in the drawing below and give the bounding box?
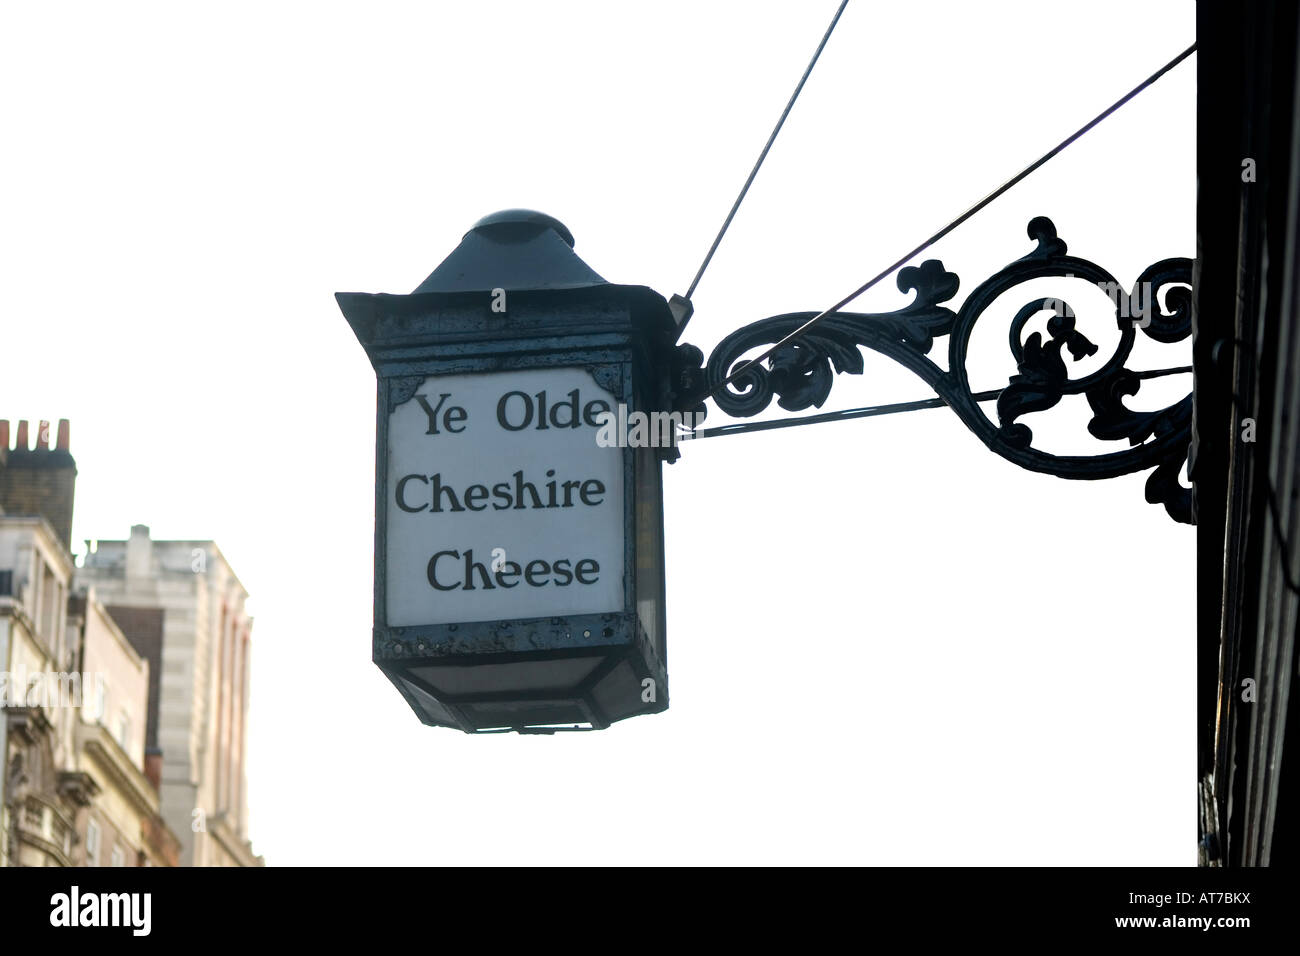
[411,209,608,295]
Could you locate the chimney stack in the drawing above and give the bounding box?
[126,524,153,579]
[0,417,78,551]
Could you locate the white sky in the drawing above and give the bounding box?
[0,0,1196,864]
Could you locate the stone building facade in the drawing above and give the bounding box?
[69,593,180,866]
[80,527,261,867]
[0,513,79,867]
[0,419,179,867]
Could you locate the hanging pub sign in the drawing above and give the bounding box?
[337,210,679,733]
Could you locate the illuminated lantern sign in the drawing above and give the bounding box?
[337,210,674,733]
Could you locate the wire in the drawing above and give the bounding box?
[683,365,1191,441]
[682,0,851,302]
[694,42,1197,408]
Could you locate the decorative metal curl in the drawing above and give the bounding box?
[678,217,1194,523]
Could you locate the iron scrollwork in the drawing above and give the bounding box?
[678,217,1194,523]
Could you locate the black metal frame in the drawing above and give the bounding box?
[339,280,674,733]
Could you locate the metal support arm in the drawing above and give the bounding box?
[670,217,1194,523]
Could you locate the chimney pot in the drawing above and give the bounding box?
[56,420,70,451]
[15,420,28,450]
[37,420,51,450]
[0,420,8,450]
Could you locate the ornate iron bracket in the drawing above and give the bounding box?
[671,217,1194,523]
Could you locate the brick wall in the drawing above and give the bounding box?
[0,419,76,549]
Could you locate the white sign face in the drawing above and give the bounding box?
[385,367,625,627]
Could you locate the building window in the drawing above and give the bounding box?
[110,845,124,868]
[86,819,100,866]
